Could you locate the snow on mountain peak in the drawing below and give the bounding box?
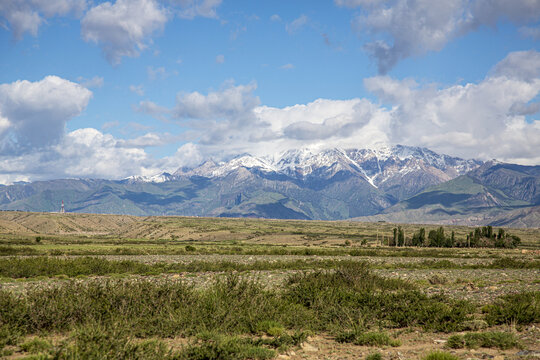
[165,145,482,187]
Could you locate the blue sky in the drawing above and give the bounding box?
[0,0,539,183]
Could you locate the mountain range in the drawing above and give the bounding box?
[0,145,538,228]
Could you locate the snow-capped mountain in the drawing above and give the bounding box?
[142,145,480,200]
[170,145,480,182]
[121,145,483,204]
[1,145,537,227]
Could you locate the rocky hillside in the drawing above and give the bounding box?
[1,145,536,227]
[355,162,540,228]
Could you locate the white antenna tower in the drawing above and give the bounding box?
[61,200,65,214]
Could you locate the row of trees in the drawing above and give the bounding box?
[389,225,521,248]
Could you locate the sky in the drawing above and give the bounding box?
[0,0,540,184]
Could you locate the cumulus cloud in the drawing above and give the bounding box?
[0,127,185,184]
[363,50,540,163]
[174,82,260,121]
[491,50,540,80]
[171,0,222,19]
[4,51,539,184]
[153,81,390,159]
[81,0,169,65]
[0,76,92,155]
[342,0,540,73]
[134,51,540,166]
[0,0,87,39]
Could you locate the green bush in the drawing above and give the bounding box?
[366,353,382,360]
[424,351,459,360]
[255,320,285,336]
[0,262,475,344]
[54,324,173,359]
[483,292,540,325]
[447,332,519,350]
[20,338,52,354]
[0,324,20,350]
[179,332,275,360]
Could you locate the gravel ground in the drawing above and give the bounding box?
[2,266,537,305]
[71,254,507,266]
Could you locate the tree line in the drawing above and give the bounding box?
[389,225,521,248]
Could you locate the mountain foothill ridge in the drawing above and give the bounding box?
[1,144,538,228]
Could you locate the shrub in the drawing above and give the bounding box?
[0,325,20,350]
[366,353,383,360]
[20,338,52,354]
[447,332,519,350]
[446,335,465,349]
[424,351,459,360]
[483,292,540,325]
[179,332,275,360]
[255,320,285,336]
[55,323,173,359]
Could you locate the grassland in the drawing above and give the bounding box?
[0,211,538,359]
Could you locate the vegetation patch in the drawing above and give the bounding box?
[483,292,540,325]
[336,330,400,347]
[447,331,520,350]
[424,351,460,360]
[179,332,275,360]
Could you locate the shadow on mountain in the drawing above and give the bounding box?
[120,191,186,206]
[405,191,471,209]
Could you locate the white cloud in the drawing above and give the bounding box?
[172,0,222,19]
[344,0,540,73]
[134,100,171,122]
[81,0,169,65]
[51,128,162,178]
[270,14,281,22]
[129,84,145,96]
[161,81,390,159]
[0,75,92,154]
[215,54,225,64]
[491,50,540,81]
[0,0,87,39]
[116,132,177,148]
[0,127,182,183]
[147,66,168,80]
[286,14,308,34]
[363,50,540,163]
[174,82,259,121]
[1,51,539,184]
[136,51,540,166]
[77,76,104,88]
[334,0,385,7]
[520,26,540,40]
[280,63,294,70]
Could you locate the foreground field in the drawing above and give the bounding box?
[0,212,538,359]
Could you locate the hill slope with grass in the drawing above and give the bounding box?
[354,162,540,228]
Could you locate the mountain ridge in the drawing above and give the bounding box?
[1,145,538,227]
